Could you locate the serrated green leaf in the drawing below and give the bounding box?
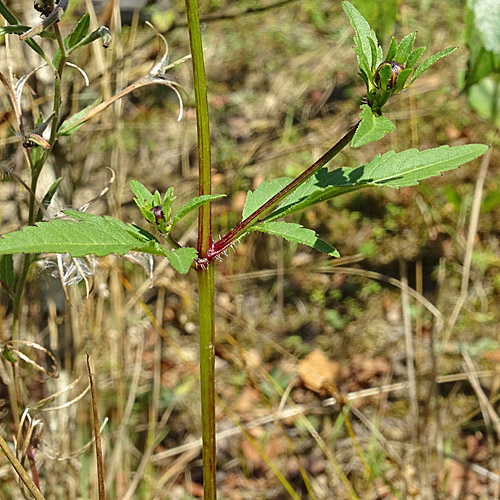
[256,221,339,257]
[165,247,197,274]
[395,32,417,64]
[171,194,225,227]
[352,105,396,148]
[411,46,457,83]
[130,180,154,203]
[0,211,153,257]
[343,1,380,81]
[57,97,102,136]
[406,46,427,68]
[242,177,292,219]
[266,144,488,221]
[348,144,489,188]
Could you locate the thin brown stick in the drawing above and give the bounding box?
[0,433,46,500]
[87,353,106,500]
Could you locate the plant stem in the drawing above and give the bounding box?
[197,264,216,499]
[184,0,212,256]
[184,1,217,498]
[209,122,359,258]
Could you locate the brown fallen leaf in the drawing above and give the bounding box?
[297,349,341,395]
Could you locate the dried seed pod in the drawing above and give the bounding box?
[375,61,405,90]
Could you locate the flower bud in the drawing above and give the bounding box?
[374,61,405,90]
[151,205,165,224]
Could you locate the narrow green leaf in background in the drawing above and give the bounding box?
[58,98,102,136]
[66,26,112,55]
[467,76,500,127]
[351,0,398,44]
[352,104,396,148]
[0,25,32,36]
[0,255,15,291]
[53,13,90,68]
[256,221,339,257]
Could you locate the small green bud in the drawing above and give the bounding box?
[374,61,405,90]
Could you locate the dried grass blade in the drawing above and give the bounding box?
[87,353,106,500]
[0,434,46,500]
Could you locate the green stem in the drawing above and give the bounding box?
[184,1,216,498]
[29,23,66,225]
[197,263,216,499]
[185,0,212,256]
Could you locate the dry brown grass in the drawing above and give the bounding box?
[1,1,500,499]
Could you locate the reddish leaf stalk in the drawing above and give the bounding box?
[206,122,359,260]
